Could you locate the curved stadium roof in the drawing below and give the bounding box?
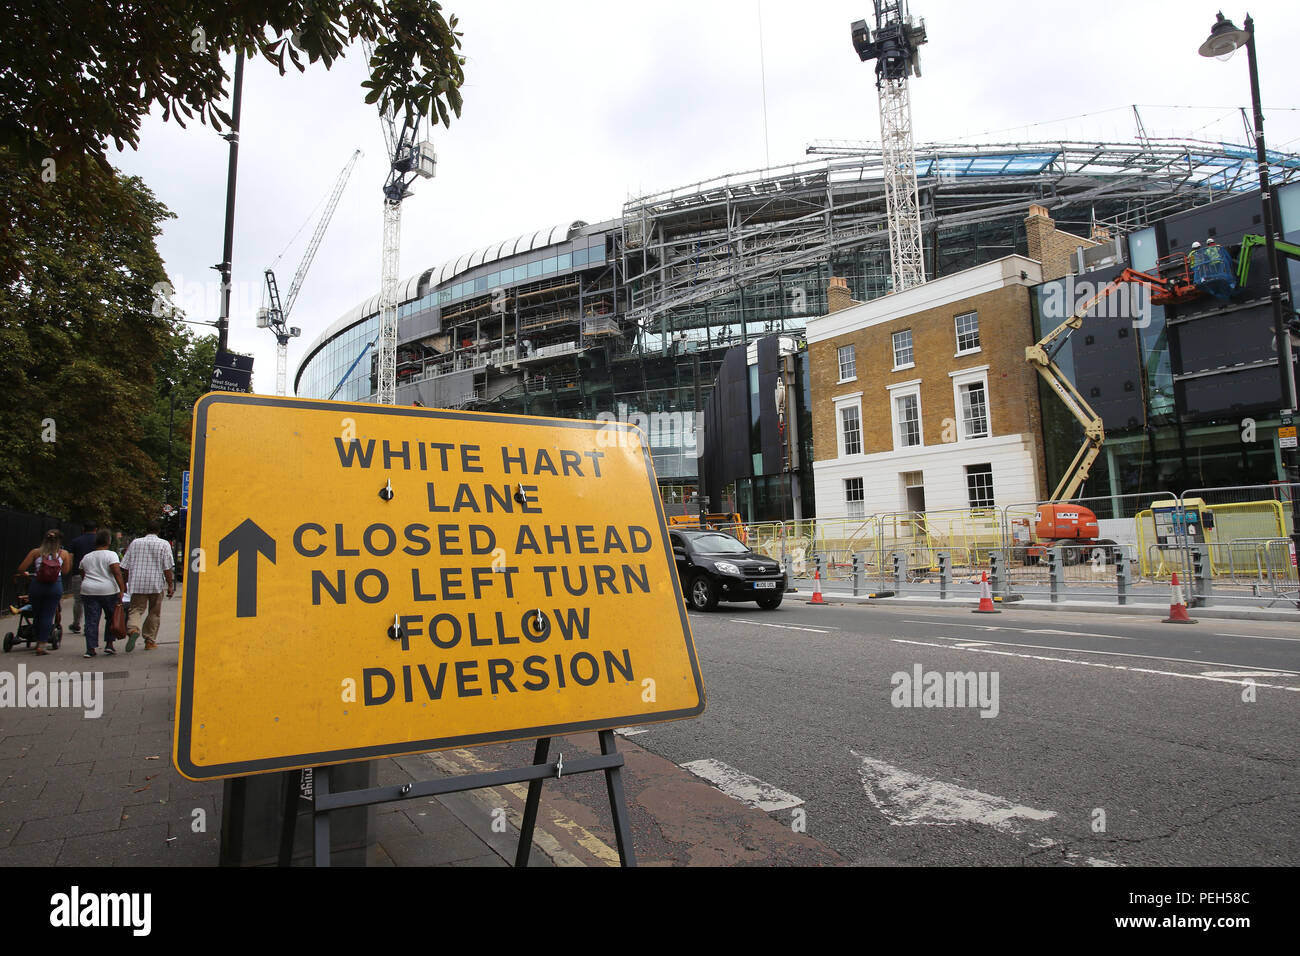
[296,137,1300,389]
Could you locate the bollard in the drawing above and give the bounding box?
[989,551,1003,598]
[852,551,865,597]
[782,553,797,593]
[1192,544,1213,608]
[814,552,824,580]
[1115,553,1130,606]
[1047,546,1063,603]
[938,551,951,601]
[892,550,907,595]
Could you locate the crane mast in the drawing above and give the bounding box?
[852,2,928,292]
[363,36,437,405]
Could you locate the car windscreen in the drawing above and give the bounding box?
[690,534,749,554]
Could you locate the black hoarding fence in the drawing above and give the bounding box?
[0,507,83,609]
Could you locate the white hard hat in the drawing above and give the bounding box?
[1191,241,1201,248]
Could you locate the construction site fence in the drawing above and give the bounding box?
[734,481,1298,609]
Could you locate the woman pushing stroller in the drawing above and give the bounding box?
[15,530,72,656]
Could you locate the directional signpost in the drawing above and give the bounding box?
[176,393,704,865]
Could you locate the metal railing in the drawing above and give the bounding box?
[732,481,1298,610]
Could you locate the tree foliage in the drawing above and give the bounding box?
[0,152,177,529]
[0,0,465,168]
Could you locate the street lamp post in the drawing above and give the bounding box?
[166,384,175,506]
[1199,12,1300,566]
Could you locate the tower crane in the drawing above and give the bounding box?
[852,1,928,292]
[362,36,438,405]
[259,150,362,395]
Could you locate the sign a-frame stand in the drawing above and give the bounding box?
[179,395,706,867]
[277,732,637,867]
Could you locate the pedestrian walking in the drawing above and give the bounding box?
[119,520,174,651]
[78,529,125,658]
[66,521,99,634]
[15,529,72,656]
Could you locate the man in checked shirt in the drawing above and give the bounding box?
[120,519,175,651]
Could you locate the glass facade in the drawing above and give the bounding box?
[296,315,379,403]
[396,239,607,322]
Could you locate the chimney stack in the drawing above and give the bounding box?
[827,276,856,314]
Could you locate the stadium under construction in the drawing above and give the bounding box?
[293,138,1300,519]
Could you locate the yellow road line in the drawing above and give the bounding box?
[428,749,621,866]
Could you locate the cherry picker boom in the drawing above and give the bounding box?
[1024,261,1201,557]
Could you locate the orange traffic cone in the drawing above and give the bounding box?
[973,570,1001,613]
[808,569,826,605]
[1163,571,1197,624]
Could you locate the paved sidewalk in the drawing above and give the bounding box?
[0,585,541,867]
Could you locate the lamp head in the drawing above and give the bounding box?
[1199,12,1250,59]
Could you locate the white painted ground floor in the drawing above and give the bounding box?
[812,433,1043,518]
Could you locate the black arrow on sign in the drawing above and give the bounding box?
[218,519,277,618]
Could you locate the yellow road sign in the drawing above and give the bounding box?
[174,394,704,781]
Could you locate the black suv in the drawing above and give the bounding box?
[670,529,786,611]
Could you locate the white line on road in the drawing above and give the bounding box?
[729,619,833,634]
[904,620,999,631]
[1026,628,1132,640]
[680,759,804,812]
[901,620,1130,640]
[953,642,991,648]
[1199,671,1298,679]
[1213,633,1300,643]
[907,634,1299,675]
[613,727,648,736]
[850,751,1056,833]
[891,639,1300,691]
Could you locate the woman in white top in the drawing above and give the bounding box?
[78,529,126,658]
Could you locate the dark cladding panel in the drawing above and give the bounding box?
[1060,265,1146,430]
[1177,366,1282,420]
[702,342,754,507]
[1174,310,1278,375]
[758,336,782,475]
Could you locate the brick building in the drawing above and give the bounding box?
[806,255,1049,517]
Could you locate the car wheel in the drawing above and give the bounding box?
[757,593,783,610]
[689,574,718,612]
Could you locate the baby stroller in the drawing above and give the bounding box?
[3,572,63,652]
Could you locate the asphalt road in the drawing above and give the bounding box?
[455,599,1298,866]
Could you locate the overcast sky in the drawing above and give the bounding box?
[110,0,1300,394]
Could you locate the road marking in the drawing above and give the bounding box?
[850,752,1055,833]
[613,727,648,736]
[911,635,1299,675]
[953,642,990,648]
[426,748,621,866]
[1026,627,1131,640]
[1028,836,1119,867]
[905,620,999,630]
[680,759,804,812]
[729,619,832,634]
[1199,671,1295,679]
[1213,633,1300,643]
[891,639,1300,691]
[901,620,1130,640]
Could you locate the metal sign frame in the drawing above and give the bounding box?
[278,730,637,867]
